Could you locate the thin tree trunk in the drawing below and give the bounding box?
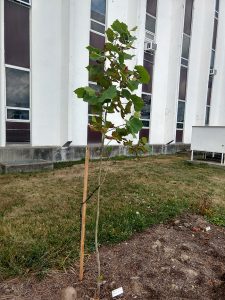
[95,136,105,299]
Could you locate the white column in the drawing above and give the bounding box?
[184,0,215,143]
[150,0,185,144]
[210,1,225,126]
[68,0,91,146]
[0,0,6,147]
[31,0,62,146]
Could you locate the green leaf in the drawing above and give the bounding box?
[127,116,143,134]
[127,80,139,91]
[121,89,131,99]
[135,65,150,84]
[106,28,116,42]
[99,85,117,103]
[130,26,138,32]
[130,95,144,111]
[74,87,85,98]
[111,19,128,35]
[124,101,132,114]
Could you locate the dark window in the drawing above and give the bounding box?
[205,106,210,125]
[207,76,213,105]
[91,0,106,24]
[176,130,183,143]
[6,68,30,108]
[182,35,190,59]
[4,0,30,68]
[7,109,29,120]
[145,14,156,33]
[141,94,151,119]
[183,0,193,35]
[210,50,215,69]
[215,0,219,12]
[139,129,149,141]
[146,0,157,17]
[91,21,105,34]
[87,126,102,144]
[212,18,218,50]
[144,52,154,64]
[90,31,105,50]
[177,101,185,123]
[177,123,184,129]
[178,67,188,100]
[6,122,30,143]
[142,60,153,93]
[142,120,150,128]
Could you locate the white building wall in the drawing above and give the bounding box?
[183,0,215,143]
[210,0,225,126]
[150,0,185,144]
[2,0,225,148]
[31,0,63,146]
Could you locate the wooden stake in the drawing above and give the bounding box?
[79,146,90,281]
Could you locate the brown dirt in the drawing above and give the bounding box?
[1,214,225,300]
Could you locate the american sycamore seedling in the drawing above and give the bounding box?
[75,19,150,299]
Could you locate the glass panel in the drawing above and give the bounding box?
[181,58,188,67]
[142,60,153,93]
[212,18,218,50]
[6,68,30,108]
[141,94,151,119]
[91,20,105,34]
[177,101,185,123]
[145,14,156,33]
[6,121,30,143]
[176,130,183,143]
[182,35,190,59]
[215,0,219,12]
[207,85,212,106]
[183,0,193,35]
[176,123,184,129]
[7,109,29,120]
[87,126,102,144]
[146,0,157,17]
[210,50,215,69]
[178,67,187,100]
[205,106,210,125]
[142,120,150,128]
[91,0,106,24]
[4,0,30,68]
[145,31,155,41]
[144,51,154,64]
[90,31,105,50]
[139,128,149,141]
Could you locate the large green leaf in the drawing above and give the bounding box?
[135,65,150,84]
[106,28,116,42]
[111,20,128,35]
[127,116,143,134]
[130,95,144,111]
[127,80,139,91]
[99,85,117,103]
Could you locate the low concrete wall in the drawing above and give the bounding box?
[0,144,190,163]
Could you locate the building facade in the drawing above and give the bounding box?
[0,0,224,150]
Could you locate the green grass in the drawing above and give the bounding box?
[0,154,225,280]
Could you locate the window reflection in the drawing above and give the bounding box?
[91,0,106,24]
[6,68,30,108]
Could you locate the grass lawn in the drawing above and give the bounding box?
[0,154,225,280]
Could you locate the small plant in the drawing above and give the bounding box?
[75,19,150,299]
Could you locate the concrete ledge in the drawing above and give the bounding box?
[0,144,190,163]
[0,160,53,174]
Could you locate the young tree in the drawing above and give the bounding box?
[75,20,149,299]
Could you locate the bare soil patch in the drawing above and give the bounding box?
[1,214,225,300]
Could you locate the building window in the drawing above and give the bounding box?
[205,0,219,125]
[4,0,31,143]
[88,0,106,144]
[175,0,193,142]
[140,0,158,141]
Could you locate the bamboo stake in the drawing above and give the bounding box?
[79,146,90,281]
